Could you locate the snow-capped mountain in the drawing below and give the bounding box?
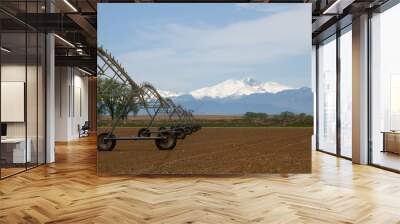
[155,77,312,115]
[158,90,182,98]
[172,87,313,115]
[189,77,292,99]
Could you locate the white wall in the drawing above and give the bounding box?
[55,67,89,141]
[1,65,27,142]
[1,65,40,138]
[55,66,70,141]
[70,73,89,138]
[1,63,46,164]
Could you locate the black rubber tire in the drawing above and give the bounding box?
[184,127,192,135]
[155,132,177,150]
[158,126,167,135]
[175,128,186,139]
[97,133,116,151]
[138,128,151,137]
[194,125,201,132]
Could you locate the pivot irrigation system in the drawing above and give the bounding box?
[96,47,201,151]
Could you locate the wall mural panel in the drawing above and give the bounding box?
[97,3,313,175]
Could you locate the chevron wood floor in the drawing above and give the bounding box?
[1,136,400,224]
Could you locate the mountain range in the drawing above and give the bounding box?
[190,77,292,99]
[158,77,313,115]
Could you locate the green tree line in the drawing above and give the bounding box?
[243,111,313,127]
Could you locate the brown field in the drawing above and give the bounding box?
[97,127,312,175]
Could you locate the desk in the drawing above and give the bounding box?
[382,131,400,154]
[1,138,31,164]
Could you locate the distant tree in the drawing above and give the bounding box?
[116,85,139,120]
[97,77,139,120]
[244,112,268,120]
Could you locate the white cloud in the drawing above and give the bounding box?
[234,3,304,14]
[119,6,311,92]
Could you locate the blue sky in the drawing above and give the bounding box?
[98,3,311,93]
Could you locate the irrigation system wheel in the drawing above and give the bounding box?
[97,133,116,151]
[155,132,177,150]
[138,128,151,137]
[175,127,186,139]
[184,127,193,135]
